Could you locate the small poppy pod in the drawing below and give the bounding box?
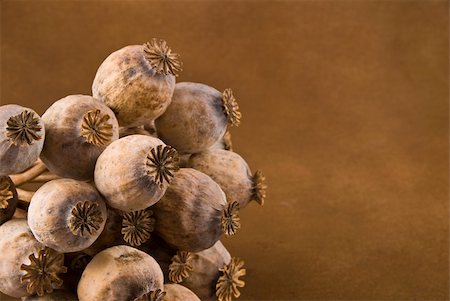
[164,284,200,301]
[155,83,242,154]
[0,176,18,225]
[21,289,78,301]
[152,168,241,252]
[0,219,67,298]
[92,39,182,127]
[0,104,45,176]
[77,245,164,301]
[40,95,119,181]
[94,135,180,212]
[168,241,245,301]
[27,179,107,253]
[187,149,267,208]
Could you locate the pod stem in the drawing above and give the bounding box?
[252,170,267,206]
[216,257,246,301]
[16,188,34,202]
[10,160,47,186]
[168,251,193,283]
[222,88,242,127]
[221,201,241,236]
[29,172,60,183]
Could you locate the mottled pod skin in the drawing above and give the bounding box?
[77,245,164,301]
[92,45,175,127]
[188,149,266,208]
[153,168,228,252]
[21,289,78,301]
[164,284,200,301]
[0,176,18,225]
[0,219,44,298]
[94,135,179,211]
[169,241,231,301]
[28,179,107,253]
[40,95,119,181]
[156,82,229,154]
[0,105,45,176]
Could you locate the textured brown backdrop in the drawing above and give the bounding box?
[1,1,448,300]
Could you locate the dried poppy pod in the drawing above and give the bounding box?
[0,176,18,225]
[155,83,241,154]
[21,289,78,301]
[40,95,119,181]
[77,245,164,301]
[27,179,107,253]
[94,135,179,211]
[152,168,241,252]
[188,149,267,208]
[210,131,233,151]
[92,39,182,127]
[0,219,67,298]
[0,104,45,176]
[168,241,245,301]
[164,284,200,301]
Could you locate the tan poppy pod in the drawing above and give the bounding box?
[40,95,119,181]
[21,289,78,301]
[188,149,267,208]
[0,219,67,298]
[94,135,179,212]
[164,284,200,301]
[152,168,241,252]
[0,104,45,176]
[27,179,107,253]
[92,39,182,127]
[210,131,233,151]
[167,241,245,301]
[155,83,241,154]
[77,245,164,301]
[0,176,18,225]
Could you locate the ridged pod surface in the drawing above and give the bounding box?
[0,105,45,176]
[27,179,107,253]
[40,95,119,181]
[155,83,241,154]
[77,245,164,301]
[92,41,180,127]
[94,135,179,211]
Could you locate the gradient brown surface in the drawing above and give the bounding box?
[1,1,449,300]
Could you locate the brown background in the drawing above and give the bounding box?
[1,1,448,300]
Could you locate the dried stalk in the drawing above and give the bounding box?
[10,160,47,186]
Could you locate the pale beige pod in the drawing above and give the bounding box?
[40,95,119,181]
[164,284,200,301]
[155,83,241,154]
[168,241,245,301]
[94,135,179,211]
[0,219,67,298]
[21,289,78,301]
[27,179,107,253]
[0,104,45,176]
[92,39,182,127]
[77,245,164,301]
[188,149,267,208]
[152,168,241,252]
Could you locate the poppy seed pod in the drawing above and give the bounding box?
[152,168,241,252]
[168,241,245,301]
[155,83,241,154]
[40,95,119,181]
[0,105,45,176]
[188,149,267,208]
[27,179,107,253]
[164,284,200,301]
[92,39,182,127]
[94,135,179,212]
[77,245,164,301]
[0,219,67,298]
[0,176,18,225]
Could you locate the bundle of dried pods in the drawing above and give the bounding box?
[0,38,267,301]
